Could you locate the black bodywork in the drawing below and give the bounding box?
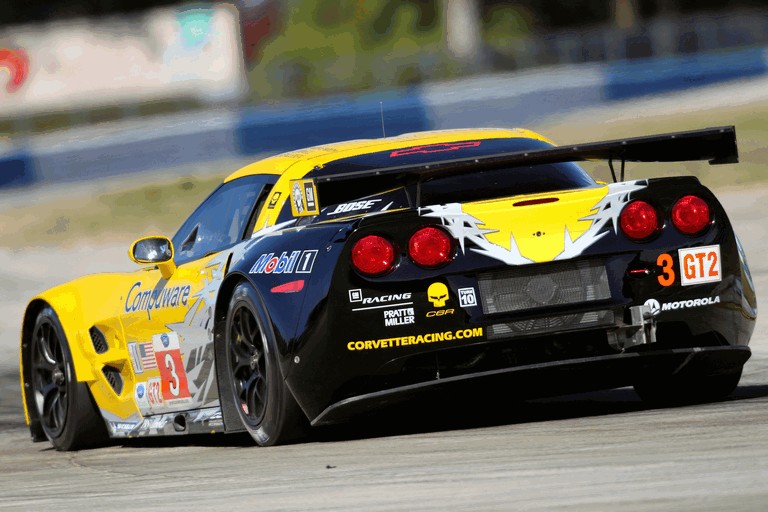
[218,127,756,429]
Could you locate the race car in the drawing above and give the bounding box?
[20,126,756,450]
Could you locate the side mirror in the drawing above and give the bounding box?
[129,236,176,279]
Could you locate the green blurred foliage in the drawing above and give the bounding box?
[247,0,530,100]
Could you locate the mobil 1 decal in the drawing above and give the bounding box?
[249,249,318,274]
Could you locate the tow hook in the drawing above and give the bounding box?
[608,305,657,351]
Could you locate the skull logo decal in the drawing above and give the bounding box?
[427,282,449,308]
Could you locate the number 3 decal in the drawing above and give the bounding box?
[164,352,180,396]
[657,253,675,287]
[156,347,191,401]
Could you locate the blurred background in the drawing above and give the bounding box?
[1,0,767,242]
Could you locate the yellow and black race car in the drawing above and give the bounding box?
[20,126,756,450]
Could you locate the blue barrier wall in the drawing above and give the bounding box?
[2,45,766,190]
[236,90,431,155]
[0,151,35,188]
[605,47,768,100]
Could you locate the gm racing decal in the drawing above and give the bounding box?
[347,327,484,351]
[420,181,646,265]
[249,250,318,274]
[349,289,413,311]
[124,282,191,319]
[644,296,720,316]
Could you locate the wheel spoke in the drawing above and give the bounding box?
[43,390,62,430]
[244,371,264,417]
[36,326,59,368]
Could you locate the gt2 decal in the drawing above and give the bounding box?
[346,327,484,351]
[421,181,647,266]
[679,245,721,286]
[249,250,318,274]
[124,282,191,319]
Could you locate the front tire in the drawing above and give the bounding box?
[633,368,743,406]
[29,307,109,450]
[224,282,307,446]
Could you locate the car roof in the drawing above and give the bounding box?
[224,127,553,183]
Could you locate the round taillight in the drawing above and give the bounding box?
[671,195,711,235]
[408,226,454,268]
[619,201,659,240]
[351,235,396,276]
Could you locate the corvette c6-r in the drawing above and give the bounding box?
[20,126,756,450]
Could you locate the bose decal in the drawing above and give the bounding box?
[328,199,381,215]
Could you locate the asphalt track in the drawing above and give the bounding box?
[1,184,767,511]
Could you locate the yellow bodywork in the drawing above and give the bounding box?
[21,126,607,429]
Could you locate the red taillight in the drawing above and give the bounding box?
[619,200,659,240]
[408,226,454,268]
[671,195,711,235]
[351,235,396,276]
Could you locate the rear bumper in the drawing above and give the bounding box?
[311,345,750,426]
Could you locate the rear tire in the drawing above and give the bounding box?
[224,282,307,446]
[29,307,109,450]
[633,369,742,406]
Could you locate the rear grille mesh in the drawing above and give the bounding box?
[477,258,610,315]
[488,310,615,340]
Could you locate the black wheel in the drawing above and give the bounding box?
[224,282,307,446]
[29,307,109,451]
[633,369,743,406]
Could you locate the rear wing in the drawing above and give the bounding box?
[314,126,737,187]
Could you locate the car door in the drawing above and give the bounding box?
[121,174,275,416]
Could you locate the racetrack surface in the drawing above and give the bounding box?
[1,180,767,510]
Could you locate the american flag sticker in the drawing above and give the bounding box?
[139,342,158,370]
[127,342,143,374]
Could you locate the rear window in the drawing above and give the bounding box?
[419,161,596,205]
[294,137,598,220]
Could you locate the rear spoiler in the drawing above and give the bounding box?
[314,126,737,186]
